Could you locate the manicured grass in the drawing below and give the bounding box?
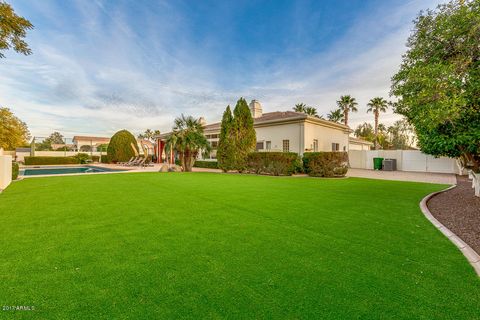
[1,173,479,319]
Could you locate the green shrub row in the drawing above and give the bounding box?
[101,155,108,163]
[24,156,80,165]
[246,152,300,176]
[194,160,219,169]
[303,152,348,177]
[12,162,19,180]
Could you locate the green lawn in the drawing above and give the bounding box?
[1,173,479,319]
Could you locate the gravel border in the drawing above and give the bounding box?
[420,186,480,276]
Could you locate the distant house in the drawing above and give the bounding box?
[155,100,372,162]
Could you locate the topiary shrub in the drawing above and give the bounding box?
[194,160,218,169]
[12,162,19,180]
[246,152,299,176]
[24,156,80,165]
[107,130,139,163]
[303,152,348,177]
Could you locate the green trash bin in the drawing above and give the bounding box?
[373,157,384,170]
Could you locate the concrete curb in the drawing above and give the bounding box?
[420,185,480,276]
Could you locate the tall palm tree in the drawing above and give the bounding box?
[327,109,344,123]
[336,95,358,127]
[293,103,307,113]
[165,115,210,172]
[367,97,389,149]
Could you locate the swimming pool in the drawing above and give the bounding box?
[21,166,125,176]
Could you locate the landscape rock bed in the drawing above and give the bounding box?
[428,175,480,255]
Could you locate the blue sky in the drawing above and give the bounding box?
[1,0,443,137]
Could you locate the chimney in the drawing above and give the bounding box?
[249,100,263,118]
[199,117,206,126]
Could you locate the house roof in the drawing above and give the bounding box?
[348,136,374,145]
[72,136,111,143]
[170,111,349,137]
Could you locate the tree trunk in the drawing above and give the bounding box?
[344,110,349,126]
[374,112,379,150]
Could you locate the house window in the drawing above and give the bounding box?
[283,140,290,152]
[256,141,264,151]
[331,143,340,151]
[266,141,271,150]
[313,139,318,152]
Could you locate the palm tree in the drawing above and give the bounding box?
[304,106,319,117]
[165,115,210,172]
[327,109,344,123]
[367,97,389,149]
[293,103,307,113]
[336,95,358,127]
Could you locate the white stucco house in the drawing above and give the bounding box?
[155,100,372,162]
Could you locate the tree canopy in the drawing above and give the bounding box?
[327,109,344,123]
[391,0,480,171]
[293,103,320,117]
[0,107,30,150]
[107,130,139,163]
[0,1,33,58]
[336,95,358,126]
[232,98,256,172]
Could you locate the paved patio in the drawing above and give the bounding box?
[346,168,456,185]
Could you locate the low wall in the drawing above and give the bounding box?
[349,150,460,174]
[15,151,104,162]
[0,155,12,190]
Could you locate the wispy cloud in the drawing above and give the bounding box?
[0,0,443,137]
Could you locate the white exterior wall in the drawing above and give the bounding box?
[349,142,371,151]
[255,123,303,154]
[348,150,459,174]
[0,155,12,190]
[304,122,349,153]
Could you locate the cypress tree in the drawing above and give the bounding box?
[232,97,256,172]
[217,105,234,172]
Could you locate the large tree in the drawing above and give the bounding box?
[367,97,389,149]
[165,115,210,172]
[217,105,235,172]
[35,131,64,151]
[0,1,33,58]
[232,97,256,172]
[0,107,30,149]
[391,0,480,172]
[336,95,358,126]
[354,122,375,142]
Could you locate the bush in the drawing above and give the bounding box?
[12,162,19,180]
[91,155,100,162]
[246,152,299,176]
[74,153,90,164]
[107,130,139,163]
[194,160,218,169]
[303,152,348,177]
[100,155,108,163]
[24,156,80,165]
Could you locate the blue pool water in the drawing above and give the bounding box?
[22,166,123,176]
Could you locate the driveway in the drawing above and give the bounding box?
[347,168,456,185]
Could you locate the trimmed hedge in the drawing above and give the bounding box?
[24,156,80,165]
[303,152,348,177]
[246,152,299,176]
[194,160,219,169]
[101,155,108,163]
[75,153,90,164]
[107,130,139,163]
[91,155,100,162]
[12,162,19,180]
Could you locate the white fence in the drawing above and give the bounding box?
[15,151,104,162]
[349,150,461,174]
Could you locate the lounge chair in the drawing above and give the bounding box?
[125,157,142,166]
[118,157,135,165]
